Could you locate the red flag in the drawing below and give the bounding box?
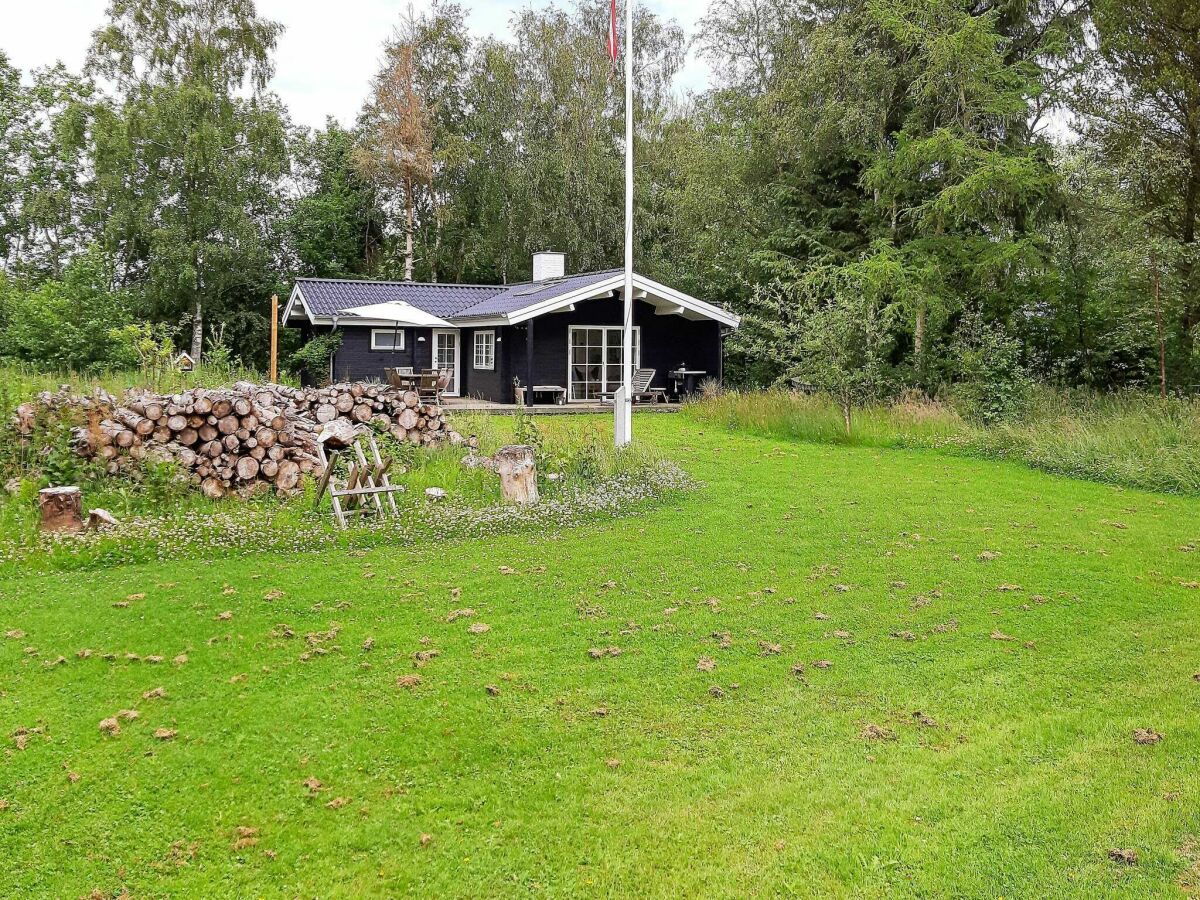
[607,0,619,62]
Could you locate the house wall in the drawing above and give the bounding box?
[510,296,722,402]
[296,294,724,401]
[459,326,512,401]
[324,326,433,383]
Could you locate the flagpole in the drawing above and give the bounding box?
[616,0,634,447]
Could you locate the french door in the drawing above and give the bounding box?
[568,326,640,401]
[432,329,460,395]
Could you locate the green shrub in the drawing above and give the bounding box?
[289,332,342,384]
[951,311,1032,425]
[0,247,135,370]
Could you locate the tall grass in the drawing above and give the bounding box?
[0,360,290,414]
[686,388,1200,495]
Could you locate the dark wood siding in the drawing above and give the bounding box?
[459,326,511,401]
[328,326,432,383]
[512,296,722,400]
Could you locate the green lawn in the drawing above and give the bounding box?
[2,414,1199,898]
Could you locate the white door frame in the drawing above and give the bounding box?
[567,325,640,402]
[432,328,461,396]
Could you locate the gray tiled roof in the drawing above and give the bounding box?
[294,278,503,318]
[293,269,622,322]
[454,269,620,318]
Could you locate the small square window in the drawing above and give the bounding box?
[371,329,405,351]
[473,330,495,370]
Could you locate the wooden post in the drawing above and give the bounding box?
[270,294,279,383]
[1151,252,1166,399]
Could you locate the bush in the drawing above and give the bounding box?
[951,311,1031,424]
[289,332,342,384]
[0,247,135,370]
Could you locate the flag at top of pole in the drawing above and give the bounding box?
[607,0,619,61]
[614,0,634,447]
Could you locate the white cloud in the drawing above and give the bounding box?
[2,0,713,130]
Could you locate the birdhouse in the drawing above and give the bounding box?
[175,352,195,372]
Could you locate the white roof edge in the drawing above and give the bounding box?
[282,284,312,325]
[446,317,508,327]
[502,275,625,325]
[501,273,739,328]
[634,275,741,328]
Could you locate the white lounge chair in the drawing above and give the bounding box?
[601,368,669,404]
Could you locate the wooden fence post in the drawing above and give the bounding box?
[270,294,279,383]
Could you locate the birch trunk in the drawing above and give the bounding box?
[404,176,415,282]
[191,299,203,360]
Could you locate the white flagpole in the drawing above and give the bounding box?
[616,0,634,447]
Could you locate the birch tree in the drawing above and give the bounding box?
[87,0,287,360]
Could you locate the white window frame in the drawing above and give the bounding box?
[473,330,495,370]
[370,328,405,351]
[567,325,641,401]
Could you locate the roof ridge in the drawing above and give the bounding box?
[295,268,626,291]
[295,276,503,290]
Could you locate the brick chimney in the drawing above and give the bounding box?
[532,251,566,282]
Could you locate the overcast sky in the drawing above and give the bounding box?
[3,0,713,129]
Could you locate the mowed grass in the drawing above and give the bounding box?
[2,415,1199,898]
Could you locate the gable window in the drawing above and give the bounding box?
[473,330,495,370]
[371,328,405,351]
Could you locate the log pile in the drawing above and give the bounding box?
[12,381,463,499]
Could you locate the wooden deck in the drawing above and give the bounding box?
[441,397,681,415]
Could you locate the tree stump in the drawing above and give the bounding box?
[494,445,539,504]
[38,486,83,532]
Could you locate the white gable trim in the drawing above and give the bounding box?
[494,273,739,328]
[636,275,741,328]
[282,285,313,325]
[502,275,623,325]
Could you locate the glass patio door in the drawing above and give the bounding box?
[432,329,459,395]
[569,326,640,400]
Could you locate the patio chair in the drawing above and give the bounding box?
[435,370,451,402]
[417,372,438,402]
[418,371,451,404]
[385,367,414,390]
[601,368,669,404]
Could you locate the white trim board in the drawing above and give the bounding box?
[504,274,739,328]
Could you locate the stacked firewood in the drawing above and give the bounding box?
[12,381,462,499]
[283,382,455,444]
